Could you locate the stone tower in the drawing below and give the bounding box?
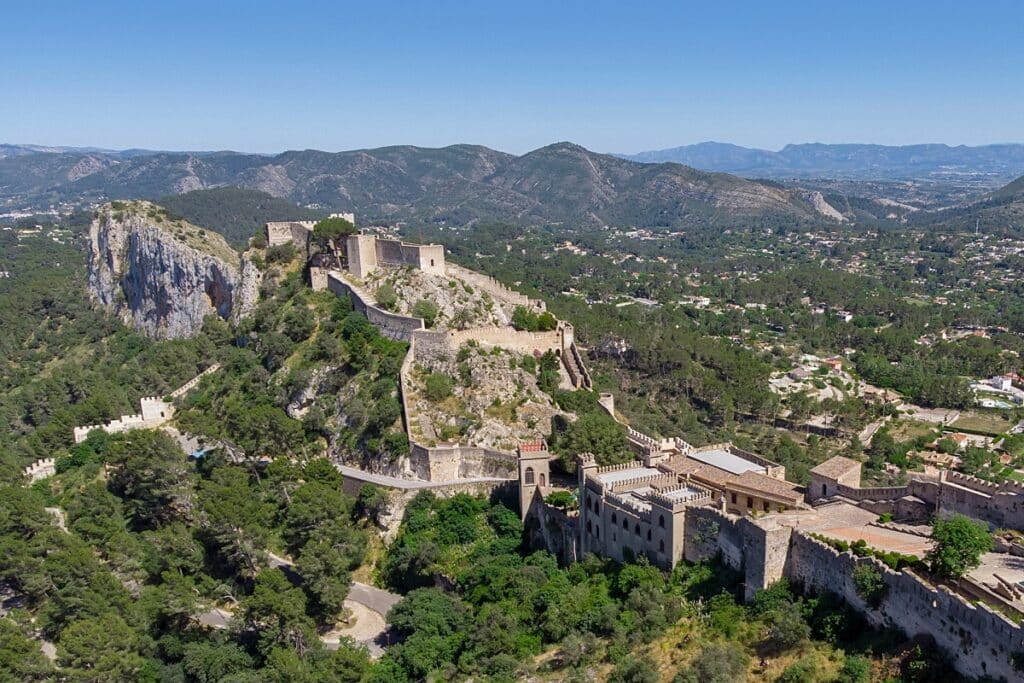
[517,440,551,521]
[346,234,379,279]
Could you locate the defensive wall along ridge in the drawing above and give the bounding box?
[71,364,222,444]
[312,233,593,488]
[678,504,1024,681]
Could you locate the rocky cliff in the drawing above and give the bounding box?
[87,200,259,339]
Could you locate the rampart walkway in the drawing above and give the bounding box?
[334,464,513,490]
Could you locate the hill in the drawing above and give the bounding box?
[0,142,836,230]
[623,142,1024,182]
[910,173,1024,235]
[158,187,318,249]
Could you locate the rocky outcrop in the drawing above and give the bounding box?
[87,201,259,339]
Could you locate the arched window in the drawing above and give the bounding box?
[622,518,627,530]
[659,540,665,553]
[647,530,652,541]
[524,467,534,485]
[635,523,641,535]
[596,525,600,539]
[611,513,617,525]
[658,515,665,529]
[822,483,827,496]
[539,473,546,487]
[586,520,592,534]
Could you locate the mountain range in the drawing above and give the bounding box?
[623,142,1024,181]
[0,142,835,229]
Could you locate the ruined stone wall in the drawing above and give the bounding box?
[788,532,1024,682]
[266,221,314,247]
[374,238,446,275]
[408,443,517,481]
[684,506,745,571]
[682,507,792,600]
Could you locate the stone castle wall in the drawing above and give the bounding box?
[788,532,1024,682]
[408,442,517,481]
[23,458,56,483]
[445,263,544,311]
[326,271,424,341]
[682,509,1024,678]
[682,507,792,600]
[266,221,315,248]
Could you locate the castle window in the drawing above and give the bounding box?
[659,540,665,553]
[659,515,665,528]
[611,513,617,525]
[746,497,753,509]
[763,501,769,512]
[430,259,435,267]
[635,523,641,535]
[646,530,651,541]
[731,493,737,505]
[586,520,592,534]
[539,473,546,487]
[622,518,627,530]
[822,483,827,496]
[525,467,535,485]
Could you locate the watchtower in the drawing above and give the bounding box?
[518,440,551,520]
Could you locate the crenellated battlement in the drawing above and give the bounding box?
[606,491,653,520]
[23,457,56,483]
[648,483,713,510]
[946,470,1001,493]
[608,472,677,493]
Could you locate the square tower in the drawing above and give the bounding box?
[518,440,551,520]
[346,234,379,279]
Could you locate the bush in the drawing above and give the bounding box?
[608,654,658,683]
[778,657,820,683]
[764,603,810,653]
[837,655,872,683]
[544,491,576,510]
[675,641,749,683]
[412,299,439,327]
[424,373,453,402]
[266,243,296,264]
[376,284,398,311]
[852,563,887,607]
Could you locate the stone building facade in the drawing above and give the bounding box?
[265,213,355,248]
[346,233,446,279]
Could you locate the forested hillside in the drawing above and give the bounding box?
[158,187,319,249]
[0,207,971,681]
[0,143,830,230]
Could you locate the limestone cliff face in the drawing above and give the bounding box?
[87,201,259,339]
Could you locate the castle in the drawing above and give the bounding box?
[514,399,1024,681]
[267,216,592,490]
[264,216,446,278]
[72,364,220,443]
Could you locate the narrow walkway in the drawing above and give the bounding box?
[334,464,513,490]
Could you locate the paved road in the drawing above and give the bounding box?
[333,464,513,490]
[858,417,890,446]
[195,556,403,658]
[349,582,402,615]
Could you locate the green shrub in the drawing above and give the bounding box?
[424,373,453,402]
[852,563,887,607]
[412,299,439,327]
[376,284,398,311]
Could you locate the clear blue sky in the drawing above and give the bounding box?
[3,0,1022,154]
